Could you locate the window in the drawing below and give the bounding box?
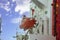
[42,20,44,34]
[37,29,39,33]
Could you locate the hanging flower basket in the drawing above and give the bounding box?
[20,17,36,30]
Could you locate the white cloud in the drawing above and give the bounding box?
[15,4,30,15]
[15,0,31,15]
[4,6,10,12]
[23,0,31,4]
[12,0,16,2]
[0,1,10,12]
[11,18,22,24]
[6,1,10,5]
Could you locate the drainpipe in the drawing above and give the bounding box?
[53,0,57,36]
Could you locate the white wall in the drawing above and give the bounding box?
[28,0,56,40]
[38,0,53,35]
[29,34,56,40]
[38,0,48,7]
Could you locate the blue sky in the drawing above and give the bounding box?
[0,0,31,40]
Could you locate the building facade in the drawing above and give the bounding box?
[27,0,56,40]
[20,0,58,40]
